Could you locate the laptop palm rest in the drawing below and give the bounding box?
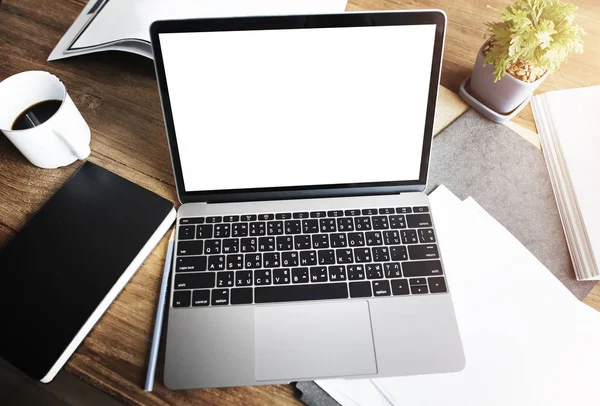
[254,301,377,381]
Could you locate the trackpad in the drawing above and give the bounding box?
[255,301,377,381]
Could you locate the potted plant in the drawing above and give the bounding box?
[468,0,584,115]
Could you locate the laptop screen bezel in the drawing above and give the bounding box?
[151,11,446,203]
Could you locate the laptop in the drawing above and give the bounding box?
[150,10,465,389]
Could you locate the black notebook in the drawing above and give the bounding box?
[0,162,175,382]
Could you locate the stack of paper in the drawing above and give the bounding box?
[316,185,600,406]
[532,86,600,280]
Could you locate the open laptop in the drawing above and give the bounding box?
[150,11,465,389]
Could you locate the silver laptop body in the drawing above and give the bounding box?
[151,10,465,389]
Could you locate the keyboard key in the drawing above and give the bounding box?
[216,271,234,287]
[300,250,317,266]
[276,236,293,251]
[344,209,361,216]
[310,267,328,282]
[175,273,215,289]
[211,289,229,305]
[180,217,204,225]
[348,232,365,247]
[378,208,394,214]
[354,217,372,231]
[383,230,401,245]
[366,263,384,279]
[204,239,221,254]
[214,224,230,238]
[428,276,448,293]
[312,234,329,249]
[384,262,402,278]
[259,213,274,220]
[294,235,311,250]
[231,288,253,304]
[173,291,191,307]
[263,252,281,268]
[285,220,302,234]
[365,231,383,246]
[372,216,389,230]
[222,238,239,254]
[177,240,203,256]
[372,280,391,296]
[328,266,347,281]
[396,207,412,214]
[196,224,213,239]
[310,211,326,218]
[410,285,429,294]
[241,214,257,221]
[302,219,319,233]
[391,279,409,295]
[330,233,347,248]
[372,247,390,262]
[327,210,344,217]
[207,255,225,271]
[347,265,365,280]
[245,253,262,269]
[418,228,436,243]
[337,218,354,232]
[361,208,378,215]
[354,248,372,263]
[409,278,427,286]
[176,256,207,272]
[401,229,418,244]
[282,251,299,267]
[258,237,275,252]
[318,249,335,265]
[267,221,284,235]
[226,254,244,270]
[255,282,348,303]
[249,222,266,236]
[349,281,372,298]
[319,218,336,232]
[178,225,195,240]
[206,216,222,224]
[232,222,248,237]
[389,215,406,229]
[223,215,239,222]
[402,260,444,277]
[293,212,309,219]
[406,213,432,228]
[413,206,429,213]
[235,270,253,286]
[275,213,291,220]
[390,246,408,261]
[336,248,354,264]
[273,268,291,284]
[192,290,210,306]
[408,244,439,260]
[292,267,309,283]
[241,237,257,253]
[254,269,272,285]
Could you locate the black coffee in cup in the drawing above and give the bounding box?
[11,99,62,131]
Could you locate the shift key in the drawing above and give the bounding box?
[175,273,215,290]
[402,260,444,277]
[408,244,439,260]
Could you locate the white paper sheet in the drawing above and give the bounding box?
[316,379,391,406]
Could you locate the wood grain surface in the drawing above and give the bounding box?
[0,1,598,405]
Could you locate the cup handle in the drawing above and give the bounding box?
[53,129,90,160]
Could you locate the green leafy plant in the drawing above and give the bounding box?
[484,0,584,82]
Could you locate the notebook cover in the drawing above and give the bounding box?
[0,162,174,381]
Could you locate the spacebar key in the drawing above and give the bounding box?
[255,283,348,303]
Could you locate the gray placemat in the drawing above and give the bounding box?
[426,109,596,300]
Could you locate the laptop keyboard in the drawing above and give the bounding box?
[172,206,447,307]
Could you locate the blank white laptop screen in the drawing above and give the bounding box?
[159,24,437,192]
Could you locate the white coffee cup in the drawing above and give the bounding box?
[0,71,91,169]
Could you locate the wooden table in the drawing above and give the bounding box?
[1,1,598,405]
